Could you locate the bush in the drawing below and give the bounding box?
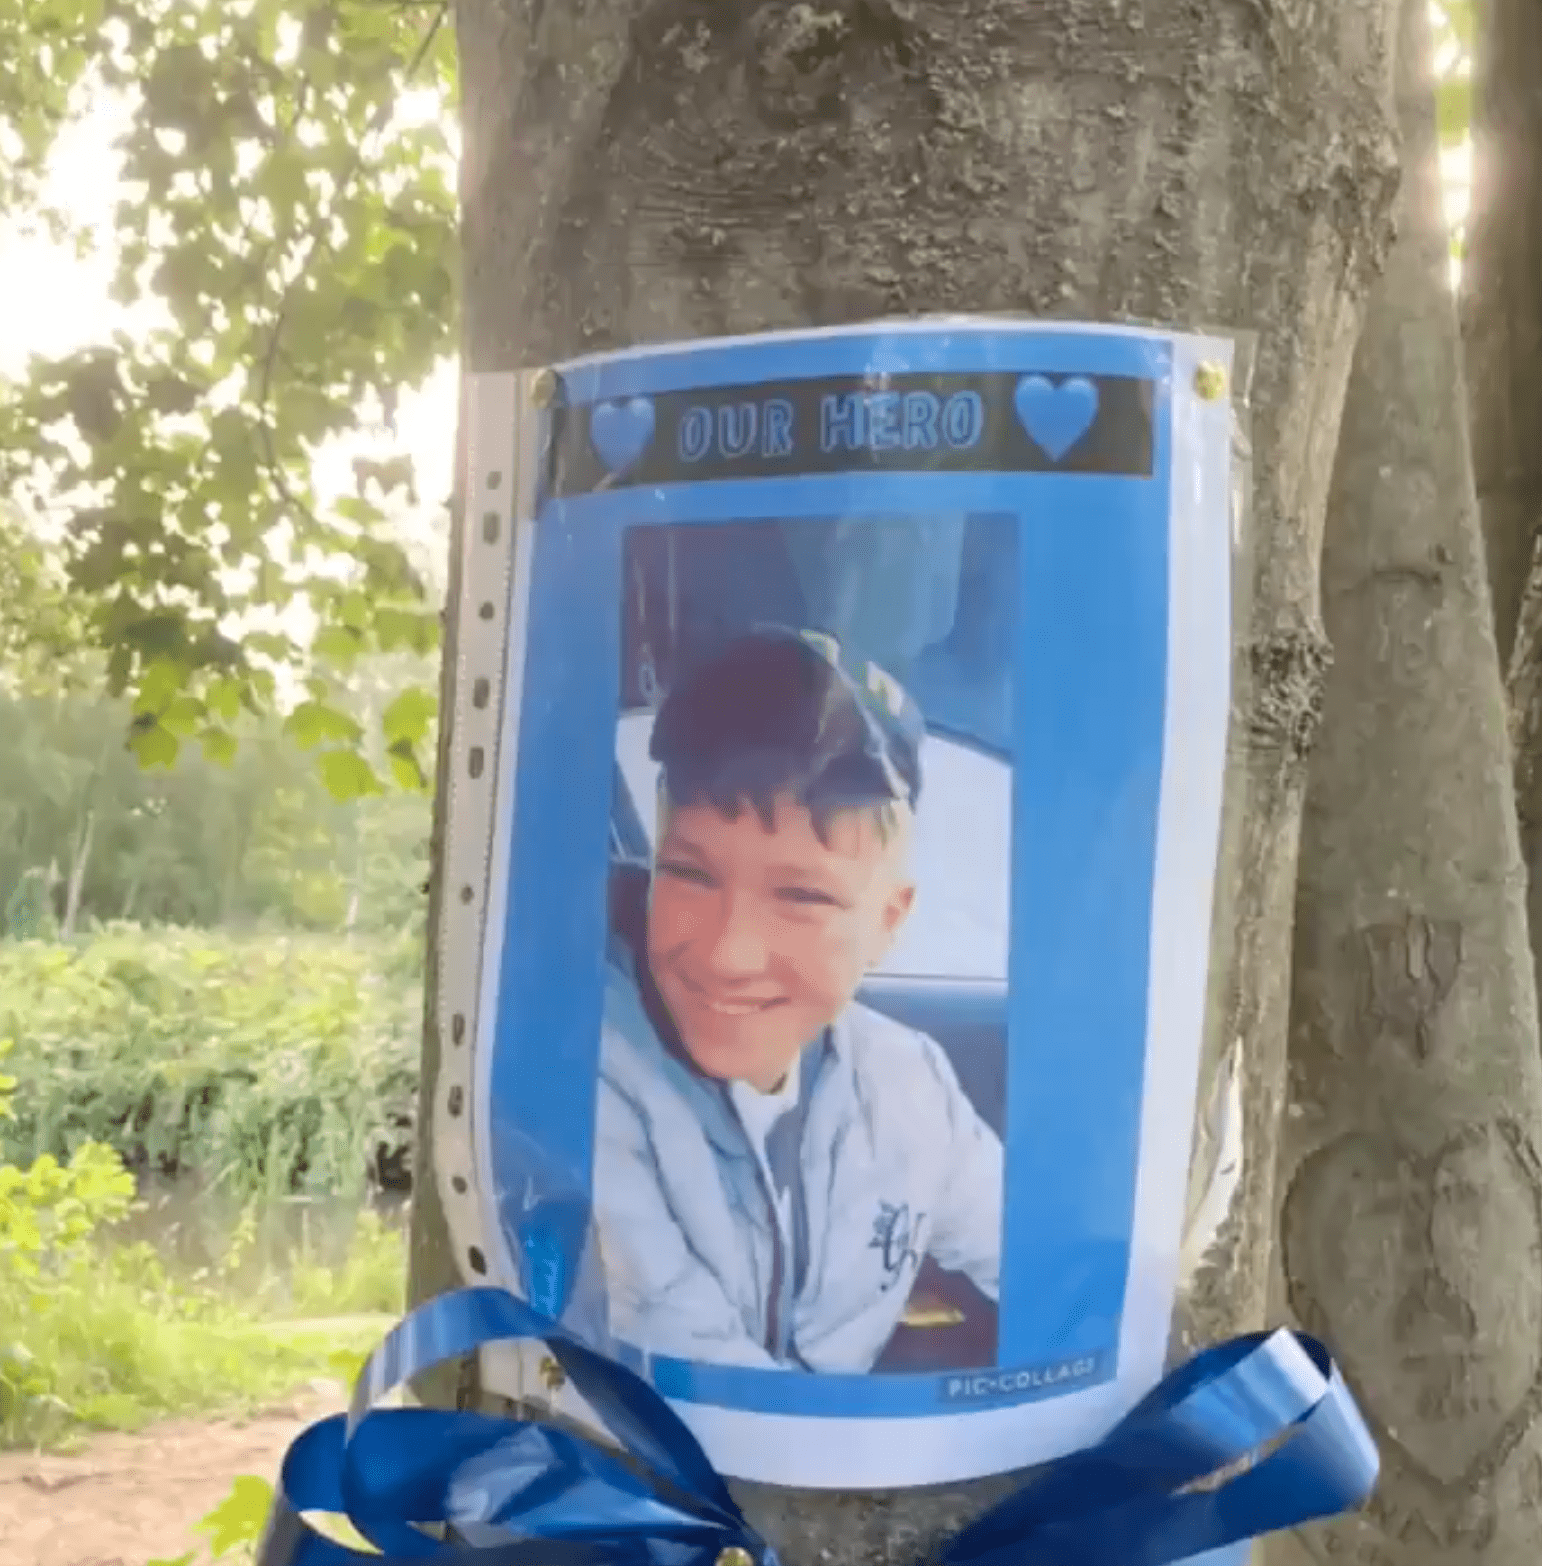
[0,953,411,1453]
[0,927,422,1201]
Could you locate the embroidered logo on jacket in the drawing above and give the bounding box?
[870,1201,923,1289]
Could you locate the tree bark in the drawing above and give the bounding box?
[1467,0,1542,1046]
[416,1,1401,1558]
[1510,567,1542,1034]
[1464,0,1542,1130]
[1459,0,1542,681]
[1273,2,1542,1564]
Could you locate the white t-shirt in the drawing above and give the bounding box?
[729,1058,802,1256]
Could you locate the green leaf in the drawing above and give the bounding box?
[128,720,180,770]
[160,693,206,737]
[318,748,383,802]
[200,726,238,765]
[206,676,243,723]
[196,1475,275,1557]
[381,686,436,748]
[375,605,440,656]
[339,591,371,632]
[313,624,365,666]
[134,659,188,715]
[284,700,364,750]
[387,737,427,791]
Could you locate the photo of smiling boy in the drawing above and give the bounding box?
[593,628,1005,1374]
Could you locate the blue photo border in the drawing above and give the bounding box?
[485,325,1174,1419]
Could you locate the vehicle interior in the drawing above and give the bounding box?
[610,514,1016,1373]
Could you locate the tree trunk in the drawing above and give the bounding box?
[1460,0,1542,681]
[415,1,1400,1558]
[1466,0,1542,1038]
[1273,3,1542,1564]
[345,810,365,936]
[61,806,94,937]
[1510,564,1542,1031]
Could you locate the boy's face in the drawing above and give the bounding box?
[647,793,915,1093]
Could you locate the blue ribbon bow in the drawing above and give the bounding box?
[256,1287,1377,1566]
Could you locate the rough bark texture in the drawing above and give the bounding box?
[1468,0,1542,1045]
[1460,0,1542,680]
[1272,3,1542,1564]
[414,2,1400,1559]
[1510,565,1542,1039]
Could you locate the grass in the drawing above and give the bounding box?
[1,1203,405,1449]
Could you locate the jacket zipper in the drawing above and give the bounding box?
[725,1092,788,1359]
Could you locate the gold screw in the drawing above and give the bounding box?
[1193,362,1227,401]
[529,367,558,408]
[538,1354,566,1392]
[716,1550,755,1566]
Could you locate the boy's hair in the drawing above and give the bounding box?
[648,629,924,846]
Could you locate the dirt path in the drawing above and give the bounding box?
[0,1384,348,1566]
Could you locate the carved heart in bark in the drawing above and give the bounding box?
[1283,1123,1542,1488]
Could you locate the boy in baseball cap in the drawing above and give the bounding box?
[593,628,1003,1372]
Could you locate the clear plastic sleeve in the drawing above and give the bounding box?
[432,319,1247,1489]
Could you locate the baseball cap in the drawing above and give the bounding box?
[649,626,925,815]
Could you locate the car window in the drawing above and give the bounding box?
[614,713,1010,982]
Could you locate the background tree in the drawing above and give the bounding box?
[1460,0,1542,679]
[0,670,433,934]
[1276,2,1542,1561]
[1462,0,1542,1019]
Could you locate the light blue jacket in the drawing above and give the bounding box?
[592,947,1004,1373]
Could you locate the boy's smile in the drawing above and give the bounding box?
[647,793,914,1092]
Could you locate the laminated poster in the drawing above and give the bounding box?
[432,319,1239,1491]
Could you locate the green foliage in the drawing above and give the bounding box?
[0,0,456,787]
[0,679,431,934]
[0,1137,136,1270]
[0,0,105,217]
[175,1462,382,1564]
[0,508,92,690]
[0,1036,136,1284]
[0,929,422,1201]
[283,1219,405,1318]
[197,1476,277,1560]
[0,1203,399,1448]
[2,1032,398,1450]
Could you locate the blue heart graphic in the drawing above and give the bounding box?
[589,397,656,474]
[1014,375,1099,460]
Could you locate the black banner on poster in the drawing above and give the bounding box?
[550,372,1155,495]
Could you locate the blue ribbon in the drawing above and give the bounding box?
[256,1287,1377,1566]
